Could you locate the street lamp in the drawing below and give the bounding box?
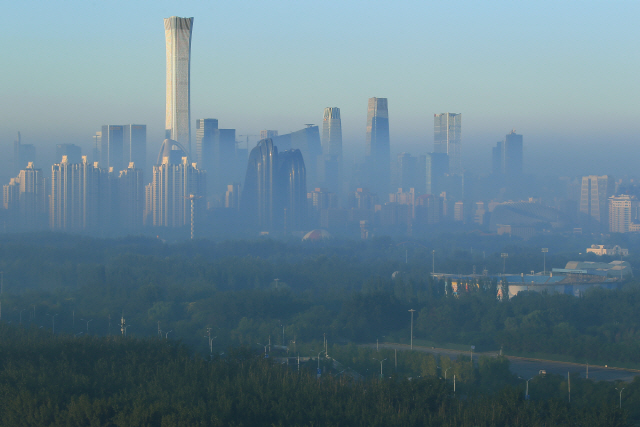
[46,313,58,335]
[317,351,325,370]
[373,358,387,379]
[542,248,548,275]
[205,328,217,359]
[408,309,416,349]
[519,376,534,400]
[616,387,625,409]
[444,366,451,381]
[81,319,93,334]
[257,343,268,357]
[432,250,435,275]
[501,253,508,274]
[164,330,172,339]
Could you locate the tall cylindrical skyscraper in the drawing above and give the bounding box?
[434,113,461,175]
[321,107,343,194]
[321,107,342,158]
[365,97,390,195]
[165,16,194,154]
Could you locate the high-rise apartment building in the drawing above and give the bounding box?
[152,139,206,227]
[580,175,614,228]
[365,97,390,194]
[434,113,461,175]
[321,107,343,193]
[119,162,145,231]
[165,16,194,153]
[609,195,638,233]
[50,156,114,232]
[3,162,46,230]
[123,125,147,174]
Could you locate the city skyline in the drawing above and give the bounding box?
[1,2,639,178]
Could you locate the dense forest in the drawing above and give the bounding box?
[1,232,640,368]
[1,232,640,423]
[0,324,634,426]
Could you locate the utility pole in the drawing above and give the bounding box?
[120,312,126,336]
[373,358,387,379]
[408,309,416,349]
[432,250,435,275]
[501,253,509,274]
[616,387,624,409]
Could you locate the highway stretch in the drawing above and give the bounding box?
[363,343,640,382]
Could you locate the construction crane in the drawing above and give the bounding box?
[238,134,258,152]
[184,194,203,240]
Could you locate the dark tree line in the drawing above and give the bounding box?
[0,324,631,426]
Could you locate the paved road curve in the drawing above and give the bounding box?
[364,343,640,382]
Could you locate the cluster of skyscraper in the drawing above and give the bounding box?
[6,15,638,240]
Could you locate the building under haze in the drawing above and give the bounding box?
[434,113,461,175]
[320,107,342,193]
[365,98,390,195]
[3,162,47,230]
[50,156,114,232]
[492,130,523,177]
[425,152,449,196]
[260,130,278,140]
[118,162,145,231]
[151,139,205,228]
[123,125,147,175]
[165,16,194,153]
[56,144,82,164]
[609,194,638,233]
[241,139,307,231]
[13,132,36,177]
[272,125,321,187]
[100,125,124,172]
[196,118,236,200]
[580,175,614,230]
[396,153,417,191]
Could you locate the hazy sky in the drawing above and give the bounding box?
[1,0,639,176]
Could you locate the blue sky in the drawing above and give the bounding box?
[1,0,639,176]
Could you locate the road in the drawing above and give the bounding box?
[364,343,640,382]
